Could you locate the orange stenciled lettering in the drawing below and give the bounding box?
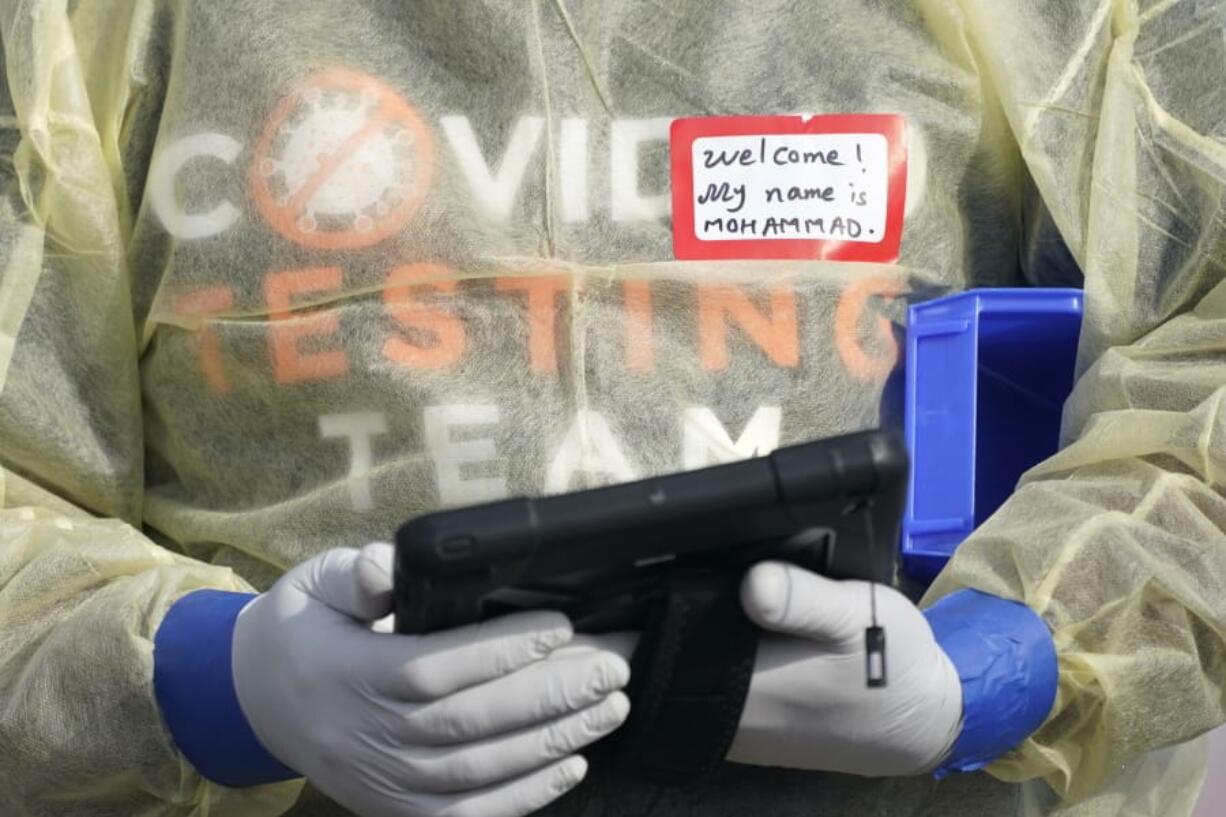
[494,275,570,373]
[383,263,466,369]
[264,267,349,383]
[623,279,654,372]
[173,287,235,395]
[698,284,798,371]
[834,275,906,382]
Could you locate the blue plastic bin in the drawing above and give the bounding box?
[901,288,1083,582]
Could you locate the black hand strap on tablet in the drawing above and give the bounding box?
[614,569,759,784]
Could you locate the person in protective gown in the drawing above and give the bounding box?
[0,2,1223,817]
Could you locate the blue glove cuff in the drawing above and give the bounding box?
[924,588,1058,777]
[153,589,300,787]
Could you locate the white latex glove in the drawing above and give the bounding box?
[727,561,962,776]
[232,543,631,817]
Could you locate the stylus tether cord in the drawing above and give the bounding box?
[864,506,887,688]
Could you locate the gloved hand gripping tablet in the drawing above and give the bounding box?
[394,430,908,783]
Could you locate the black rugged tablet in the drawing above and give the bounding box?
[394,429,907,635]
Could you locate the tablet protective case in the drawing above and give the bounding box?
[394,429,906,635]
[394,429,908,784]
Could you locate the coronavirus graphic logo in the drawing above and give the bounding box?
[250,68,435,250]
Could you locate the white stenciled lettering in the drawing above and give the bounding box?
[681,406,781,468]
[610,118,672,221]
[441,116,544,222]
[149,133,243,240]
[423,404,509,506]
[559,118,589,223]
[545,410,636,493]
[318,411,389,511]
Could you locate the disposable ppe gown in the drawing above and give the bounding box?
[0,1,1222,816]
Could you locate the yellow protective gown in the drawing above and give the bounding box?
[0,1,1221,816]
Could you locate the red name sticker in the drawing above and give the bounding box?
[670,114,907,262]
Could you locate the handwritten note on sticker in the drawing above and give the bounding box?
[670,115,907,262]
[691,134,886,241]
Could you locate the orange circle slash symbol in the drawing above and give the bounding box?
[250,68,435,251]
